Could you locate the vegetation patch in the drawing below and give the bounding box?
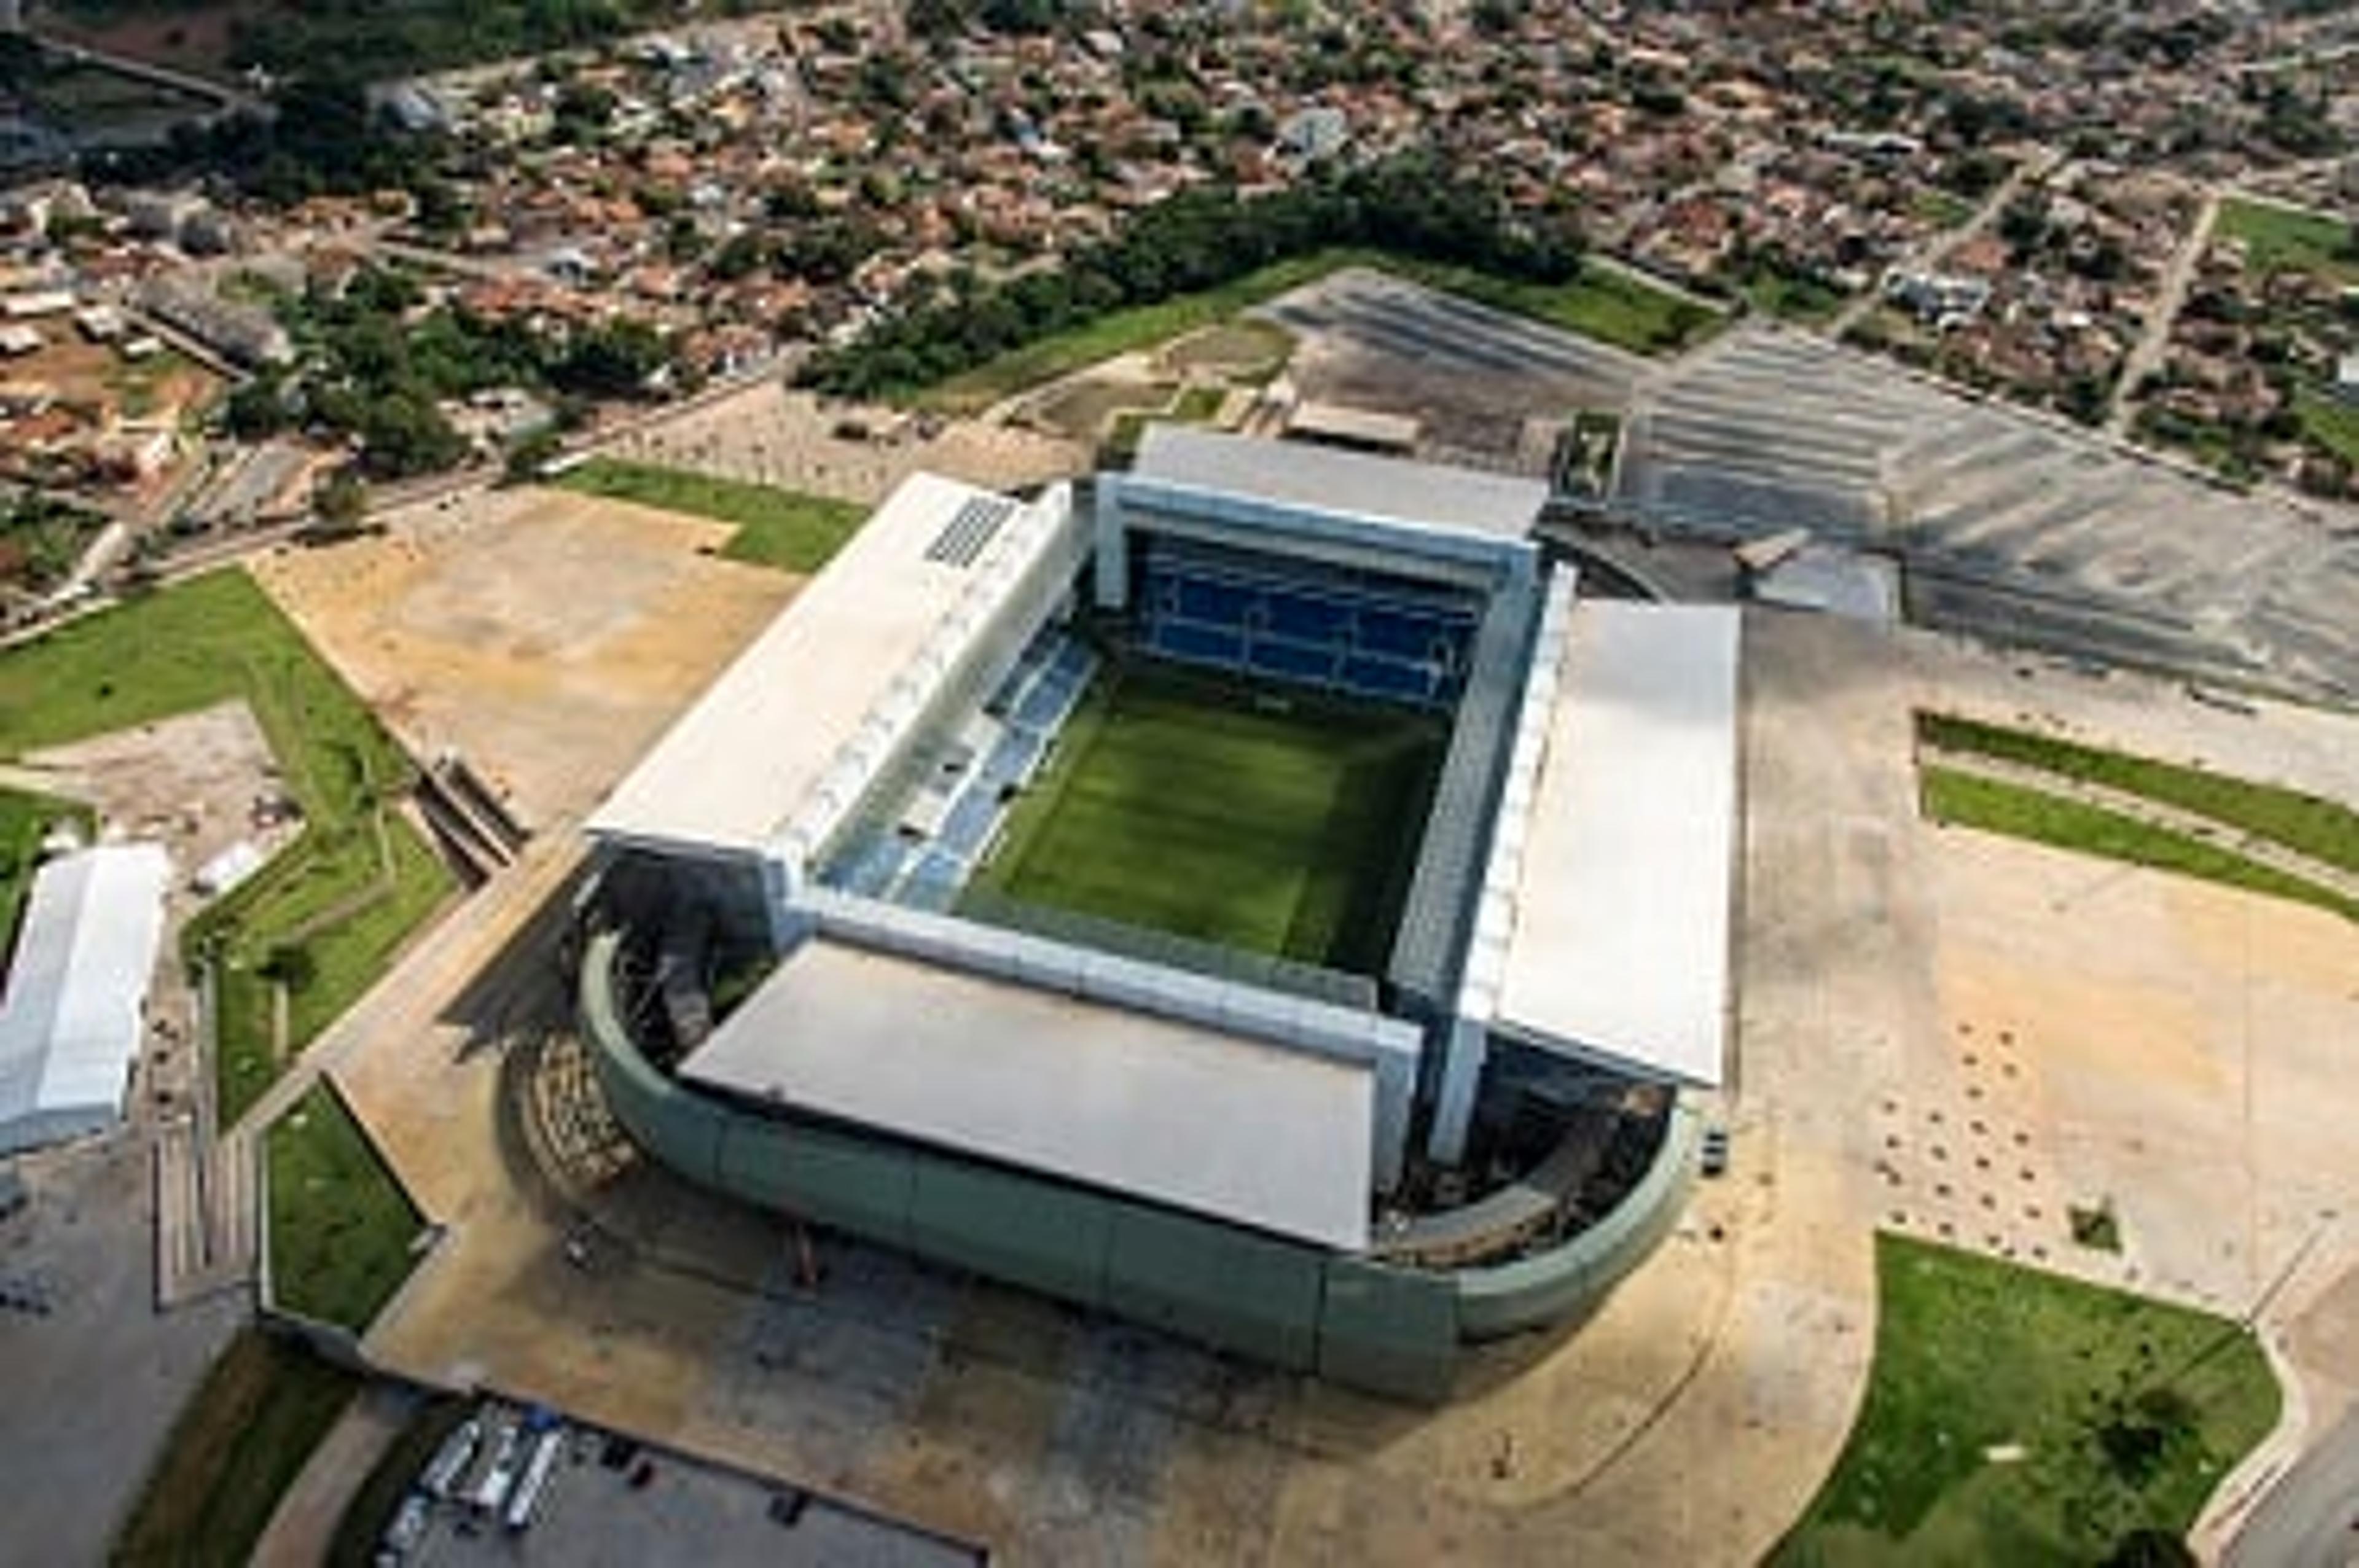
[2070,1201,2124,1254]
[2293,389,2359,469]
[266,1081,426,1331]
[1919,768,2357,924]
[1,491,110,596]
[0,569,455,1125]
[552,457,867,573]
[1773,1233,2278,1566]
[965,662,1444,976]
[2215,198,2359,286]
[114,1327,360,1568]
[1917,712,2359,877]
[0,787,92,956]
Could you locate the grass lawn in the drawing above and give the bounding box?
[964,663,1444,975]
[1917,712,2359,878]
[1774,1235,2279,1566]
[2294,388,2359,467]
[552,457,867,572]
[0,569,455,1125]
[2216,197,2359,284]
[114,1328,361,1568]
[916,246,1720,414]
[265,1081,426,1330]
[0,786,91,953]
[1920,767,2357,924]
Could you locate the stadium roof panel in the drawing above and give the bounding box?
[1490,601,1740,1087]
[1131,425,1546,543]
[681,937,1375,1250]
[588,474,1061,859]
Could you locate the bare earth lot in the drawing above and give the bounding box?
[251,487,796,828]
[609,383,1086,508]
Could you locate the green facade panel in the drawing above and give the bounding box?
[775,1125,917,1248]
[908,1160,1116,1309]
[1316,1257,1459,1403]
[1105,1207,1324,1371]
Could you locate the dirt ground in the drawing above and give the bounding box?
[609,383,1086,506]
[251,486,796,830]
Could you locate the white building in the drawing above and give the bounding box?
[0,843,170,1156]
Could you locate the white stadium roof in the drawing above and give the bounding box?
[681,937,1376,1250]
[1483,601,1740,1086]
[0,842,169,1156]
[589,474,1068,860]
[1131,425,1547,543]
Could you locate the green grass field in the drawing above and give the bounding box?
[1921,768,2357,924]
[552,458,868,573]
[965,664,1444,975]
[1916,712,2359,878]
[916,247,1719,414]
[0,569,455,1124]
[114,1328,361,1568]
[266,1082,426,1331]
[0,786,90,953]
[2216,197,2359,284]
[1774,1235,2278,1566]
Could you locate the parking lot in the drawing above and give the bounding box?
[393,1406,981,1568]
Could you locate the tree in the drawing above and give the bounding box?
[313,471,370,529]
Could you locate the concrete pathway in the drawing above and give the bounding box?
[249,1379,419,1568]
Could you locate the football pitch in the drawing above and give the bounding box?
[965,663,1445,975]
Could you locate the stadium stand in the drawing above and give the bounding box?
[1133,536,1480,708]
[1385,572,1548,1010]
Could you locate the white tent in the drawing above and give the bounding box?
[0,843,170,1156]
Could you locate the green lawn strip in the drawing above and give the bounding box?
[1917,712,2359,878]
[113,1328,361,1568]
[2216,197,2359,284]
[966,663,1442,972]
[0,786,92,953]
[326,1395,468,1568]
[551,458,867,572]
[917,246,1719,414]
[1773,1234,2279,1566]
[2293,389,2359,467]
[0,571,456,1123]
[1920,767,2358,923]
[265,1080,428,1331]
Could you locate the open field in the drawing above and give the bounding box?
[1775,1235,2278,1565]
[1920,768,2358,924]
[965,663,1443,976]
[267,1081,426,1331]
[0,785,88,945]
[918,248,1713,415]
[253,485,795,829]
[2215,197,2359,284]
[113,1328,360,1568]
[552,458,868,572]
[1917,711,2359,875]
[0,569,455,1124]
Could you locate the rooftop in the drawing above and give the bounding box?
[0,842,170,1154]
[680,935,1375,1250]
[1485,601,1740,1086]
[1130,425,1547,545]
[588,474,1066,860]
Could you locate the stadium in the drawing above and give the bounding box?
[574,427,1740,1401]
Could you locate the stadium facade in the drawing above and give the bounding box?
[577,428,1740,1400]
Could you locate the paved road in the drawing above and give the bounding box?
[2227,1403,2359,1568]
